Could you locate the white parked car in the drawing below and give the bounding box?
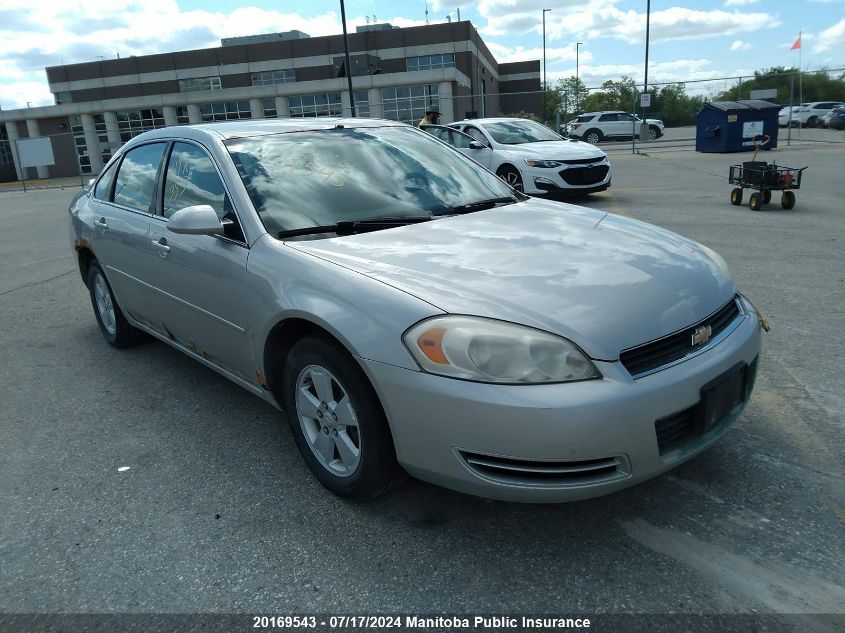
[779,102,844,127]
[430,118,611,196]
[566,111,665,144]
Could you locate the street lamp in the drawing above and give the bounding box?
[575,42,583,113]
[542,9,551,91]
[640,0,651,141]
[339,0,356,117]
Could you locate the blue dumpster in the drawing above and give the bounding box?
[696,100,780,153]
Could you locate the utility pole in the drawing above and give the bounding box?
[339,0,355,116]
[640,0,651,142]
[576,41,583,113]
[542,8,550,118]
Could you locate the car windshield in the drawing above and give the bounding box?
[225,126,516,237]
[482,120,562,145]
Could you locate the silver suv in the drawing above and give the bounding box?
[566,111,665,144]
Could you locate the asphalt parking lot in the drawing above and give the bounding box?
[1,141,843,629]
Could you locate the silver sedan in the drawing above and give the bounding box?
[69,118,763,502]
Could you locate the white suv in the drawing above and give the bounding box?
[779,102,844,128]
[566,111,665,144]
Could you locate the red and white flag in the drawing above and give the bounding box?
[790,32,802,50]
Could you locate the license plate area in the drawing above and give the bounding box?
[698,362,748,434]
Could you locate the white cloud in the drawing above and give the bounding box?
[486,41,594,64]
[813,18,845,53]
[724,0,760,6]
[0,0,427,108]
[730,40,751,51]
[482,5,780,45]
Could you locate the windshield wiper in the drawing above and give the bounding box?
[278,215,433,239]
[446,196,522,215]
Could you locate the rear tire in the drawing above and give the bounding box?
[749,192,763,211]
[730,188,743,206]
[87,261,145,348]
[807,116,818,128]
[583,129,603,145]
[762,190,772,204]
[281,336,402,500]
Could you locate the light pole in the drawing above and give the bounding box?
[542,9,551,93]
[575,41,583,113]
[339,0,356,117]
[640,0,651,141]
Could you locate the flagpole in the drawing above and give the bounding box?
[798,30,803,110]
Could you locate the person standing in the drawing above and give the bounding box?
[418,108,441,127]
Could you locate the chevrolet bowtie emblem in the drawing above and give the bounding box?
[691,325,712,346]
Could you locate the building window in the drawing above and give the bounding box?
[178,76,222,92]
[116,109,167,142]
[353,91,370,118]
[381,84,439,124]
[251,70,295,86]
[288,93,342,117]
[0,125,13,167]
[406,54,455,72]
[176,106,190,125]
[53,91,72,105]
[262,98,278,118]
[199,101,252,122]
[69,115,92,175]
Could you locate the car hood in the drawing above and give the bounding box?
[499,140,606,161]
[287,199,736,360]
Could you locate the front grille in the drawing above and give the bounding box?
[620,297,742,378]
[559,157,605,166]
[559,165,610,185]
[459,451,629,486]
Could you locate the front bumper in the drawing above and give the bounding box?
[522,161,612,195]
[364,309,761,503]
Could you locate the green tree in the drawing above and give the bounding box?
[580,76,639,114]
[553,76,588,118]
[542,85,563,124]
[714,67,845,104]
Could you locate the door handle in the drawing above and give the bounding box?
[94,218,108,229]
[151,238,171,256]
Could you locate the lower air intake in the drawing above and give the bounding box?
[459,451,630,487]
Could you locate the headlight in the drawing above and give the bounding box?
[403,316,600,384]
[524,159,563,168]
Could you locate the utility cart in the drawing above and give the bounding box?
[728,136,807,211]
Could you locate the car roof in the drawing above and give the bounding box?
[450,117,545,126]
[123,117,408,145]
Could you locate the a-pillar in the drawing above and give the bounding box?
[187,104,202,124]
[102,111,122,157]
[3,121,24,181]
[250,98,264,119]
[275,96,289,118]
[438,81,455,123]
[80,113,104,174]
[163,106,178,127]
[25,119,50,179]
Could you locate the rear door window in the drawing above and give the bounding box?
[113,143,167,213]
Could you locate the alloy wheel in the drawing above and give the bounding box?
[93,272,117,335]
[295,364,361,477]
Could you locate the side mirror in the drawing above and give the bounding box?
[167,205,224,235]
[469,140,488,149]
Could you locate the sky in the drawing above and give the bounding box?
[0,0,842,110]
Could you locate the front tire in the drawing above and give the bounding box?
[87,261,144,348]
[496,165,524,192]
[281,336,401,500]
[648,126,660,140]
